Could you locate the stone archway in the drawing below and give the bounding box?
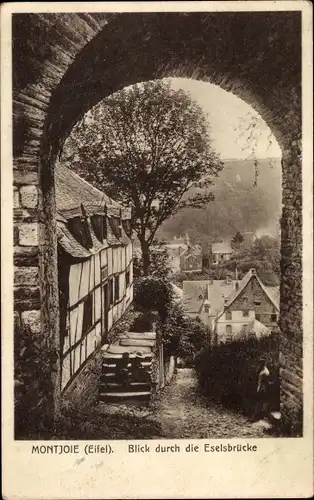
[12,11,302,431]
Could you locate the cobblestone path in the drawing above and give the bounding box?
[149,368,267,439]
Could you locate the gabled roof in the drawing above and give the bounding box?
[180,245,202,259]
[212,242,233,254]
[183,280,235,316]
[224,268,279,312]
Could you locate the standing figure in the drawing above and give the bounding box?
[252,359,272,421]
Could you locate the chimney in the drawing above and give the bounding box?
[251,268,257,275]
[235,282,239,291]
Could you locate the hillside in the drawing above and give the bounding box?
[157,157,282,249]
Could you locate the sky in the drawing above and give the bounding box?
[168,78,282,161]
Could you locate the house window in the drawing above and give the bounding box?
[82,294,93,335]
[243,310,249,317]
[256,313,261,321]
[226,324,232,334]
[126,269,130,287]
[254,300,261,306]
[225,311,232,320]
[114,276,120,302]
[67,216,93,249]
[101,265,108,282]
[90,215,104,242]
[109,216,121,240]
[109,278,114,307]
[271,314,277,322]
[204,305,209,313]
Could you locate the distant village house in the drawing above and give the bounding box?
[183,268,279,344]
[163,234,202,273]
[56,164,133,390]
[211,241,233,265]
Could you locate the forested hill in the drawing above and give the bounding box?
[158,157,282,248]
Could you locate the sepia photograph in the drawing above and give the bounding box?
[1,1,313,498]
[10,6,307,441]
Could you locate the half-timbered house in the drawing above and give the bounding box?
[55,164,133,390]
[183,268,279,343]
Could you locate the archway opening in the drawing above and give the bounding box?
[59,76,283,290]
[12,11,302,438]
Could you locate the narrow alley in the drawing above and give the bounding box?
[149,369,268,439]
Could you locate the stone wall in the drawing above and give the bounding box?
[62,350,103,409]
[279,140,303,433]
[11,12,303,435]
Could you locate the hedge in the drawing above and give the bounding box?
[194,333,280,416]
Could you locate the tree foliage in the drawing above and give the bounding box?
[231,231,245,250]
[133,241,172,279]
[61,80,223,274]
[208,235,280,285]
[161,303,210,360]
[14,322,57,439]
[133,276,174,321]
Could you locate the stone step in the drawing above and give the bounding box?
[104,381,150,388]
[119,339,155,348]
[100,383,151,392]
[102,361,152,369]
[99,371,150,385]
[99,391,151,401]
[118,332,156,340]
[102,347,153,357]
[101,373,116,378]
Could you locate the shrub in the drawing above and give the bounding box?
[194,333,280,416]
[14,322,58,439]
[108,306,141,344]
[161,303,210,360]
[133,276,174,320]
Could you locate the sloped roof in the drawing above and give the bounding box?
[55,163,120,216]
[56,164,132,258]
[224,268,279,311]
[171,283,184,302]
[180,245,202,258]
[212,242,233,254]
[240,319,271,338]
[265,286,280,309]
[57,225,91,259]
[183,280,235,316]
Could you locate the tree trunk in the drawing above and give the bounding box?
[141,239,150,276]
